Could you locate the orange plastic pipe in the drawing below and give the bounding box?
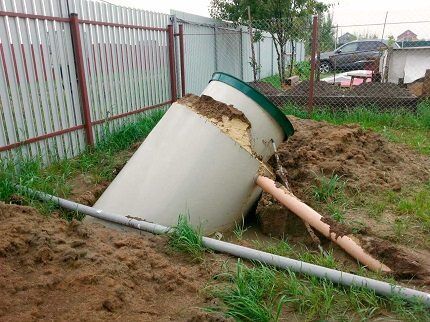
[256,176,391,273]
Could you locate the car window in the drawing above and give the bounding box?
[358,41,386,51]
[339,42,358,53]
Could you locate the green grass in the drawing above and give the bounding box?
[207,260,286,322]
[362,183,430,237]
[0,110,164,216]
[261,74,281,89]
[233,216,248,240]
[207,260,430,321]
[168,214,205,261]
[253,238,339,270]
[396,183,430,231]
[311,173,345,203]
[283,100,430,155]
[310,172,348,224]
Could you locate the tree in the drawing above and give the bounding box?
[209,0,327,84]
[319,13,335,52]
[387,35,396,47]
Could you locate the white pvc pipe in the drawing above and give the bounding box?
[19,186,430,307]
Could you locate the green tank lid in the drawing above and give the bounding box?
[210,72,294,138]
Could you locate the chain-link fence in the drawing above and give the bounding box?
[176,11,430,114]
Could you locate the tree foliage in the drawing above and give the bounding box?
[209,0,328,84]
[319,13,335,52]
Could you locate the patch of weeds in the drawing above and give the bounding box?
[326,202,346,223]
[298,250,338,269]
[388,295,430,321]
[349,219,368,234]
[311,173,345,203]
[396,185,430,231]
[254,239,294,257]
[169,214,205,261]
[208,260,430,321]
[393,217,408,241]
[233,216,248,240]
[254,239,338,270]
[207,260,285,322]
[261,74,281,90]
[367,201,386,219]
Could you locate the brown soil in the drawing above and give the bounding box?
[256,116,430,283]
[0,202,228,322]
[272,116,430,195]
[179,94,253,154]
[249,81,283,95]
[320,216,352,238]
[251,80,417,99]
[360,236,430,284]
[284,80,346,97]
[68,174,110,206]
[351,82,416,98]
[178,94,250,125]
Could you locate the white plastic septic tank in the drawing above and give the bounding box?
[202,72,294,161]
[89,76,294,234]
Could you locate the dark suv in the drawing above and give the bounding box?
[319,40,395,73]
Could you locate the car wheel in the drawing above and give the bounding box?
[319,61,331,73]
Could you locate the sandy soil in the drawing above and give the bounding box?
[0,202,229,322]
[178,94,253,154]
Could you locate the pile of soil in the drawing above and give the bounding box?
[272,116,430,195]
[0,202,227,321]
[248,81,283,95]
[284,80,345,97]
[351,82,416,98]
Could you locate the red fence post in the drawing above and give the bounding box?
[168,24,178,102]
[69,13,94,146]
[307,15,319,117]
[178,24,186,97]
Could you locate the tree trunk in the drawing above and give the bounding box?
[289,41,296,77]
[247,6,258,82]
[279,41,286,84]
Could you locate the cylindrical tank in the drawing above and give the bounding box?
[88,74,294,233]
[202,72,294,161]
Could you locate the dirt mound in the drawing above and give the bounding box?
[360,236,430,284]
[284,80,344,97]
[273,116,430,195]
[0,202,225,321]
[249,81,283,95]
[351,82,416,98]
